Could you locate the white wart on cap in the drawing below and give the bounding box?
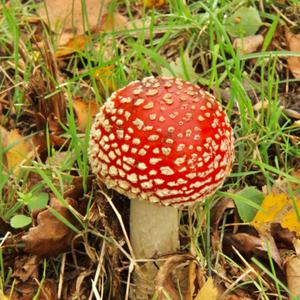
[89,76,234,207]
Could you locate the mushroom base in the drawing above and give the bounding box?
[130,200,179,299]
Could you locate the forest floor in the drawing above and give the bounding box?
[0,0,300,299]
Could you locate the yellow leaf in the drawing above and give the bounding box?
[194,277,218,300]
[251,193,300,235]
[73,98,98,131]
[0,126,34,174]
[93,65,117,93]
[55,35,91,58]
[144,0,166,8]
[0,292,8,300]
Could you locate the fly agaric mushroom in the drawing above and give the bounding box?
[89,76,234,298]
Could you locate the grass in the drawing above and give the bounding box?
[0,0,300,299]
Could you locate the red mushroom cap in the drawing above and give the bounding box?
[89,77,234,207]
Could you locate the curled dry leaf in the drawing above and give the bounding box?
[211,197,237,254]
[286,239,300,299]
[22,196,78,257]
[223,232,282,267]
[211,197,236,232]
[285,29,300,79]
[233,34,264,55]
[187,261,206,300]
[154,254,194,300]
[0,126,34,174]
[270,223,296,249]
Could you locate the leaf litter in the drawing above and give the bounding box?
[1,1,300,299]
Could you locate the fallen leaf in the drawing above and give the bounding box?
[251,193,300,235]
[8,279,57,300]
[285,29,300,79]
[22,196,78,256]
[12,255,39,282]
[154,254,194,300]
[233,34,264,55]
[235,186,264,222]
[55,12,128,57]
[286,239,300,299]
[223,232,282,267]
[55,35,91,58]
[0,126,34,174]
[144,0,166,8]
[101,12,129,32]
[187,261,205,300]
[38,279,58,300]
[225,6,262,37]
[0,292,8,300]
[211,197,236,232]
[270,223,296,249]
[194,277,218,300]
[271,171,300,196]
[93,65,117,94]
[161,51,199,82]
[6,255,57,300]
[72,97,98,131]
[38,0,111,46]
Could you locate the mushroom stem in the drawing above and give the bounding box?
[130,200,179,299]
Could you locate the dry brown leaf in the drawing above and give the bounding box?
[286,239,300,299]
[285,29,300,79]
[0,126,34,174]
[101,12,129,32]
[12,255,39,282]
[271,171,300,196]
[38,279,58,300]
[233,34,264,55]
[187,261,205,300]
[224,232,282,267]
[22,196,78,257]
[211,197,236,232]
[8,279,57,300]
[54,12,128,57]
[7,255,57,300]
[38,0,111,45]
[194,277,219,300]
[270,223,296,249]
[154,254,193,300]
